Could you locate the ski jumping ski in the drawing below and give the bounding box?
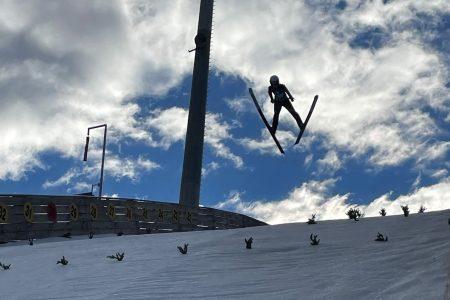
[294,95,318,145]
[249,88,285,154]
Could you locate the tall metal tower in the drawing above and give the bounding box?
[179,0,214,207]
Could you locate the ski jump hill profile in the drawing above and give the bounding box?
[0,206,449,299]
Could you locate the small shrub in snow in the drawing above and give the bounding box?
[117,232,124,236]
[88,232,94,239]
[62,232,71,239]
[245,237,253,249]
[307,214,317,224]
[310,234,320,246]
[107,252,125,261]
[177,244,189,254]
[0,262,11,270]
[401,205,409,217]
[379,208,387,216]
[116,252,125,261]
[29,238,34,246]
[374,232,388,242]
[346,208,362,221]
[418,205,426,213]
[57,256,69,266]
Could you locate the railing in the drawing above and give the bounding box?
[0,194,266,242]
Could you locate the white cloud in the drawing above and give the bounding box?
[304,154,314,168]
[239,129,296,156]
[225,97,250,115]
[412,172,422,190]
[69,182,93,194]
[431,169,448,179]
[0,0,198,181]
[104,155,160,183]
[43,168,80,189]
[212,0,450,170]
[146,106,244,168]
[146,107,188,149]
[316,150,342,175]
[202,161,220,177]
[205,113,243,169]
[362,179,450,217]
[215,178,350,224]
[215,190,244,210]
[218,177,450,225]
[43,154,160,192]
[124,0,198,95]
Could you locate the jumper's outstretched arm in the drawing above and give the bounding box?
[267,89,275,103]
[285,86,295,101]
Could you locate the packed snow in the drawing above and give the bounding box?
[1,209,449,299]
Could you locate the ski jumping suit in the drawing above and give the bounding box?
[268,84,303,134]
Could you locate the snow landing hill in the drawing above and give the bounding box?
[1,209,449,300]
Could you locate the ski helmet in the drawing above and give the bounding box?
[270,75,279,84]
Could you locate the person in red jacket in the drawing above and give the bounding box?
[268,75,304,135]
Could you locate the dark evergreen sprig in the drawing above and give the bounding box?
[28,238,34,246]
[401,205,409,217]
[418,205,426,213]
[0,262,11,270]
[107,252,125,261]
[57,256,69,265]
[245,237,253,249]
[346,208,363,221]
[307,214,317,224]
[379,208,387,216]
[177,244,189,254]
[374,232,388,242]
[88,232,94,239]
[62,232,72,239]
[310,234,320,246]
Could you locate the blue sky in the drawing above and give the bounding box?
[0,0,449,224]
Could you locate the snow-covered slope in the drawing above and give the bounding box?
[1,209,449,299]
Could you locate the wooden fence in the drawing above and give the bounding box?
[0,194,266,242]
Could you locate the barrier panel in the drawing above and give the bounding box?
[0,195,266,242]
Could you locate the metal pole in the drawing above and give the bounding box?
[99,124,107,198]
[85,124,107,199]
[179,0,214,207]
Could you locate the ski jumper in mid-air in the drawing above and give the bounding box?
[268,75,304,135]
[248,76,318,153]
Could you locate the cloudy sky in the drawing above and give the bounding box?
[0,0,449,224]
